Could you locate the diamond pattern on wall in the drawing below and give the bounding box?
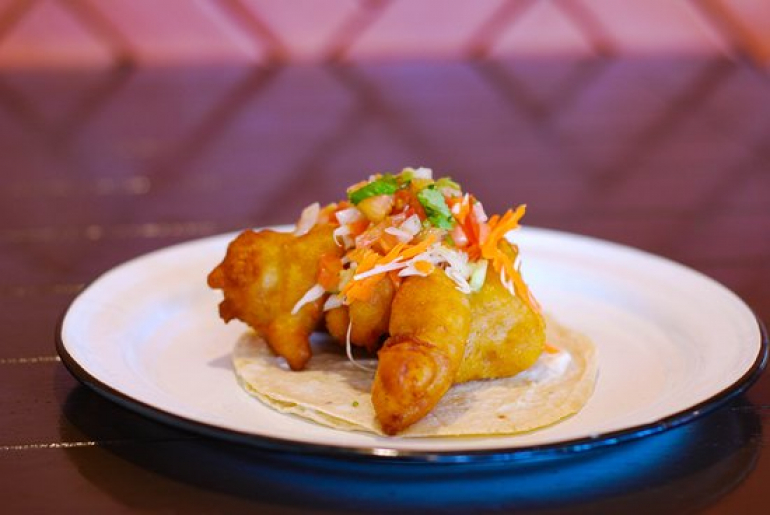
[341,0,505,60]
[696,0,770,65]
[0,0,116,67]
[487,0,601,57]
[93,0,267,65]
[238,0,361,61]
[0,0,768,67]
[582,0,732,55]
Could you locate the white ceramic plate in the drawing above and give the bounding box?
[58,226,767,462]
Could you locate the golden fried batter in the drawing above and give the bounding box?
[455,269,545,383]
[370,239,545,433]
[325,277,395,352]
[207,225,341,370]
[371,271,471,435]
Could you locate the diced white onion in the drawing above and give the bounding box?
[294,202,320,236]
[335,207,363,225]
[413,167,433,179]
[291,283,325,315]
[332,225,351,246]
[400,214,422,235]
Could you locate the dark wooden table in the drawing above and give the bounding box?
[1,57,768,514]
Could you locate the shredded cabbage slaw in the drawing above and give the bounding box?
[291,167,539,315]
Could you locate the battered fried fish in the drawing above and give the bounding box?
[371,242,545,434]
[207,225,341,370]
[325,276,395,352]
[372,270,471,435]
[456,241,545,383]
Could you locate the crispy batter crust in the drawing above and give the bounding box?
[372,271,471,434]
[207,225,341,370]
[325,277,394,352]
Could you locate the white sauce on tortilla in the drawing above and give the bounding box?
[516,349,571,383]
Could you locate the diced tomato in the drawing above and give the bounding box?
[393,189,426,221]
[317,253,343,291]
[349,218,371,236]
[330,201,352,224]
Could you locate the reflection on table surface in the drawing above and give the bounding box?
[0,57,768,514]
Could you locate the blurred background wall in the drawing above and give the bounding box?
[1,1,768,323]
[0,0,768,67]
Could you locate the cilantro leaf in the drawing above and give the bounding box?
[417,187,454,229]
[348,175,398,205]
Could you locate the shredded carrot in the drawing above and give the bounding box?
[375,231,400,254]
[399,234,437,260]
[356,249,380,273]
[379,241,407,264]
[344,275,384,302]
[477,205,540,313]
[348,218,370,237]
[341,234,438,302]
[482,205,526,253]
[346,247,373,265]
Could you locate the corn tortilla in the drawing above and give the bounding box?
[232,316,597,437]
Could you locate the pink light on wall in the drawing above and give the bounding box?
[0,0,767,68]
